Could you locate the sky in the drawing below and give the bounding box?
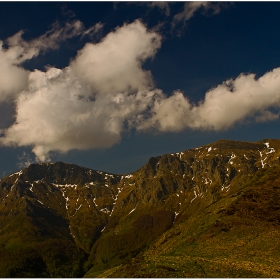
[1,1,280,177]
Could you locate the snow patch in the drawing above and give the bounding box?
[176,152,184,159]
[100,208,110,214]
[266,148,276,155]
[60,190,69,210]
[190,190,197,204]
[128,208,136,215]
[228,153,236,164]
[264,142,276,155]
[264,142,270,148]
[93,197,98,207]
[69,225,75,238]
[221,184,230,191]
[109,187,123,216]
[9,170,23,177]
[53,183,77,188]
[258,150,267,168]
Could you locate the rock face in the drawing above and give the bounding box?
[109,139,280,219]
[0,139,280,277]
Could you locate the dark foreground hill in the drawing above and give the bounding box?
[0,139,280,277]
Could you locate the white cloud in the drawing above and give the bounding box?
[137,91,194,132]
[173,2,210,23]
[145,2,225,34]
[255,110,279,123]
[139,68,280,132]
[0,42,29,102]
[172,2,226,31]
[1,19,280,163]
[0,20,163,162]
[6,20,103,64]
[193,69,280,130]
[71,20,161,94]
[0,20,103,103]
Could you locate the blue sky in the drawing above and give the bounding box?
[1,2,280,176]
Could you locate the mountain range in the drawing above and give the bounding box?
[0,139,280,277]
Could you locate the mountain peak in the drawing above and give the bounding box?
[1,138,280,277]
[206,139,264,150]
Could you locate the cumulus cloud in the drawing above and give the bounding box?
[0,44,29,102]
[192,70,280,130]
[1,19,280,162]
[0,20,163,162]
[139,68,280,132]
[0,20,103,103]
[71,20,161,94]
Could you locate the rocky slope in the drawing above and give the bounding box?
[92,164,280,277]
[0,139,280,277]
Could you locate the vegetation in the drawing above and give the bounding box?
[86,209,174,273]
[0,239,87,277]
[88,165,280,277]
[1,139,280,277]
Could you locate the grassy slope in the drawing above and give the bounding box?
[86,165,280,277]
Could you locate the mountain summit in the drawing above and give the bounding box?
[1,139,280,277]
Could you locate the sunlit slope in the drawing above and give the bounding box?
[87,164,280,277]
[85,139,280,277]
[0,139,280,277]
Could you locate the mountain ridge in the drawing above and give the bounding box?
[0,138,280,277]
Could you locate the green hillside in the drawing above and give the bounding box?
[0,139,280,277]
